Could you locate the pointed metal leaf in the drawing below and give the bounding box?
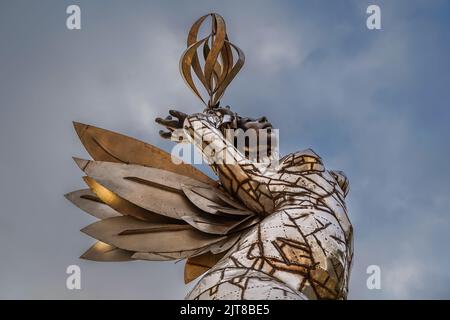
[82,175,180,224]
[184,251,226,284]
[209,233,241,254]
[65,189,121,220]
[81,216,225,253]
[80,241,134,262]
[79,160,244,234]
[73,122,215,185]
[132,249,206,262]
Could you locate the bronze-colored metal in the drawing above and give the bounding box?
[152,108,352,299]
[81,216,225,253]
[180,13,245,108]
[73,122,214,185]
[75,159,252,235]
[80,241,134,262]
[209,233,241,254]
[64,189,121,220]
[82,175,177,223]
[184,184,250,213]
[132,250,209,262]
[184,251,226,284]
[67,13,353,300]
[181,184,251,216]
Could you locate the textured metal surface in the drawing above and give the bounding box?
[64,189,121,220]
[73,122,214,185]
[67,123,262,264]
[182,112,353,299]
[82,175,175,223]
[67,13,353,299]
[184,251,226,284]
[80,241,134,262]
[181,185,252,216]
[74,158,253,235]
[180,13,244,108]
[81,216,225,255]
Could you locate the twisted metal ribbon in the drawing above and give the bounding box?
[180,13,245,108]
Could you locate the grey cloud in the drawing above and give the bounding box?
[1,0,449,299]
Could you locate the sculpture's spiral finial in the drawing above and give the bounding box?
[180,13,245,108]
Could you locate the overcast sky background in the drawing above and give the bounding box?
[1,0,449,299]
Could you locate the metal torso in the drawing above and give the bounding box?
[185,114,353,300]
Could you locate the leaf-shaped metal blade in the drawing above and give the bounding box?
[132,249,206,262]
[81,216,225,253]
[82,175,180,225]
[182,184,253,216]
[184,251,226,284]
[73,122,215,185]
[214,187,249,211]
[209,233,241,254]
[76,159,246,235]
[80,241,134,261]
[180,214,247,236]
[65,189,121,220]
[229,215,261,234]
[181,185,226,215]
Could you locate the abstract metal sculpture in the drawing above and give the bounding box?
[66,13,353,300]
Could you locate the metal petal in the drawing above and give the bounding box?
[229,215,261,233]
[181,184,226,215]
[187,14,210,90]
[132,249,206,262]
[179,13,244,108]
[181,214,246,236]
[80,241,134,261]
[182,184,252,216]
[81,216,225,253]
[73,122,215,185]
[184,251,226,284]
[210,205,254,216]
[65,189,121,220]
[203,14,226,94]
[209,233,241,254]
[212,40,245,106]
[186,184,249,211]
[180,36,210,104]
[77,159,246,234]
[82,175,180,224]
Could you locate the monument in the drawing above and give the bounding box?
[66,13,353,299]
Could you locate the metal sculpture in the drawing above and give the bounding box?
[66,13,353,300]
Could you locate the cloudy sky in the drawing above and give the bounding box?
[1,0,449,299]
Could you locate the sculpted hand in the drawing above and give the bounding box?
[155,109,188,140]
